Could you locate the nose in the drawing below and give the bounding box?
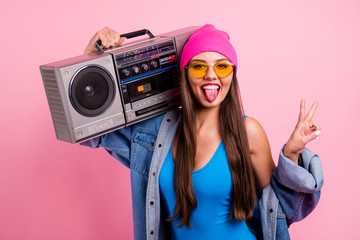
[204,65,218,80]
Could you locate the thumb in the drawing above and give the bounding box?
[116,37,127,45]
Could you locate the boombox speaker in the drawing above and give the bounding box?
[40,26,199,143]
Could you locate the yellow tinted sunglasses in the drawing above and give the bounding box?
[187,61,234,78]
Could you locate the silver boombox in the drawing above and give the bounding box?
[40,26,199,143]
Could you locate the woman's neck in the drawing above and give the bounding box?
[195,106,220,134]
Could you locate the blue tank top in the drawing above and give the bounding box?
[159,140,256,240]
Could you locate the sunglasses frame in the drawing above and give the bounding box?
[186,61,235,79]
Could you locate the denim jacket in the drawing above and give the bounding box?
[82,109,323,240]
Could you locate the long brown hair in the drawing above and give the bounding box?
[169,69,255,228]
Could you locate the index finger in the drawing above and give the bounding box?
[305,100,319,121]
[298,98,306,122]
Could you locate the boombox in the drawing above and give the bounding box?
[40,26,199,143]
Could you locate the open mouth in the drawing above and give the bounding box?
[201,84,220,103]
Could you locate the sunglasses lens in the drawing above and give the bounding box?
[188,63,208,78]
[214,62,234,78]
[188,62,234,78]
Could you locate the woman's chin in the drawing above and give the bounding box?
[197,96,222,109]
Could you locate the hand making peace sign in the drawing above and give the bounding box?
[283,99,321,164]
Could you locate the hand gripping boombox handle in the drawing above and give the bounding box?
[95,29,155,52]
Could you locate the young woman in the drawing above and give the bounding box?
[82,24,323,240]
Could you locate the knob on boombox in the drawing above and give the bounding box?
[121,68,130,78]
[70,65,115,117]
[150,60,158,69]
[131,64,140,75]
[140,63,149,72]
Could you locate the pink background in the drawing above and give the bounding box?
[1,0,359,239]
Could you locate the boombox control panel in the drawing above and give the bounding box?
[116,40,176,82]
[110,38,181,125]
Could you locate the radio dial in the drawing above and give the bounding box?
[121,69,130,78]
[131,66,140,75]
[150,60,158,69]
[141,63,149,72]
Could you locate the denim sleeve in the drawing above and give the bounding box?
[79,126,133,168]
[271,145,324,225]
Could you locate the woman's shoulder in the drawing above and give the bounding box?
[244,116,275,189]
[243,116,265,140]
[243,116,271,153]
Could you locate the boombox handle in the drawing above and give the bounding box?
[96,29,155,52]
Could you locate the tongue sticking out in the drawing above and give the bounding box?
[204,88,219,103]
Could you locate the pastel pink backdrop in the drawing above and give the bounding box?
[1,0,359,239]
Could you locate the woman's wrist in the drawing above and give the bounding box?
[283,145,300,164]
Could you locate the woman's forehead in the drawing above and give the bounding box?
[190,52,229,63]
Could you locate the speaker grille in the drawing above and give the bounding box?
[41,68,72,142]
[69,66,115,117]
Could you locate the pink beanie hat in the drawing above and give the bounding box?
[180,24,238,73]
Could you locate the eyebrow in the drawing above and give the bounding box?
[190,58,230,63]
